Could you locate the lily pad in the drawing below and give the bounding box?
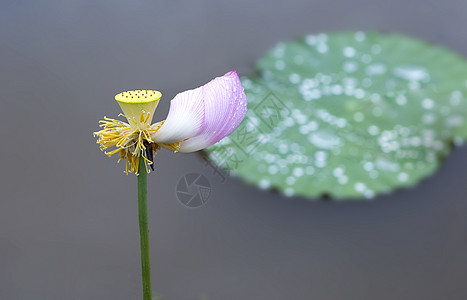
[206,32,467,199]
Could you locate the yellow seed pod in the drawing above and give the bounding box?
[115,90,162,129]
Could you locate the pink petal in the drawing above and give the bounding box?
[152,70,247,153]
[151,86,205,144]
[179,70,247,152]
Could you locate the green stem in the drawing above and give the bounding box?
[137,157,152,300]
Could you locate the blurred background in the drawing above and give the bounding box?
[1,0,467,299]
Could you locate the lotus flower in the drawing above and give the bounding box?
[94,70,247,174]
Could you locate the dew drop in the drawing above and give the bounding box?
[343,46,356,58]
[309,131,341,149]
[354,182,366,192]
[422,98,434,109]
[284,188,295,197]
[293,167,304,177]
[398,172,409,182]
[306,166,315,175]
[289,73,301,84]
[275,60,285,70]
[259,179,270,189]
[366,64,387,76]
[355,31,366,42]
[343,61,358,73]
[393,65,429,81]
[286,176,296,185]
[268,165,278,175]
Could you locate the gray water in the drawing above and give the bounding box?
[1,0,467,299]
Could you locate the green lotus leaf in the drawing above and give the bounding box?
[206,32,467,200]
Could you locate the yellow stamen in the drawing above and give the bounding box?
[94,110,164,174]
[162,142,181,152]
